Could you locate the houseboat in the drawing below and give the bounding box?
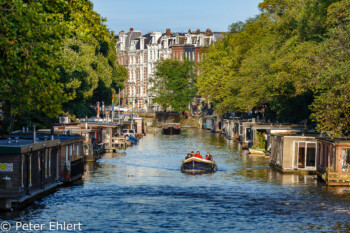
[204,115,222,133]
[241,120,255,149]
[13,130,85,184]
[54,134,84,183]
[0,136,61,210]
[223,119,233,140]
[316,138,350,185]
[270,134,317,173]
[233,119,246,142]
[249,126,302,156]
[203,116,212,130]
[162,123,181,135]
[122,129,139,145]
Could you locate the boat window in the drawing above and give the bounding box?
[298,142,305,168]
[45,149,48,178]
[341,149,350,173]
[38,151,41,171]
[306,143,316,167]
[21,155,24,188]
[246,128,252,140]
[329,145,334,171]
[49,148,51,177]
[29,154,32,187]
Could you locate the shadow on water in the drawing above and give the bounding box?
[2,128,350,232]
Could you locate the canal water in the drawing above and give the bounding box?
[2,129,350,232]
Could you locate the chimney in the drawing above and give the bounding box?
[206,29,212,36]
[166,28,171,36]
[130,28,134,32]
[196,29,200,34]
[188,29,192,33]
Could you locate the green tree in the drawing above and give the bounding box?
[310,0,350,136]
[150,59,197,112]
[197,0,340,125]
[0,0,127,131]
[57,0,127,118]
[0,0,70,119]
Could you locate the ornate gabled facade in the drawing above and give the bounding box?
[115,28,223,111]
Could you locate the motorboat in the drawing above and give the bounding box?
[181,157,217,173]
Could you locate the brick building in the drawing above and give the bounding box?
[115,28,223,111]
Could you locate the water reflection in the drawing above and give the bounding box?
[1,128,350,232]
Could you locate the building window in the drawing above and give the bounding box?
[77,144,80,156]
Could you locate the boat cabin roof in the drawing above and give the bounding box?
[317,137,350,145]
[163,123,180,126]
[0,137,60,154]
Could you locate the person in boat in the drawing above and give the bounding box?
[194,151,203,159]
[205,152,213,161]
[186,153,192,159]
[191,151,195,157]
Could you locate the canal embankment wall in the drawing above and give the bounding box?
[139,112,199,128]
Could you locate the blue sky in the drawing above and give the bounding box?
[90,0,262,34]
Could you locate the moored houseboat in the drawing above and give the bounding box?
[13,130,85,185]
[162,123,181,135]
[53,134,84,183]
[122,129,139,145]
[316,138,350,185]
[270,134,317,173]
[0,136,61,210]
[181,157,217,173]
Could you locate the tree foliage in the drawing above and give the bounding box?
[150,59,197,112]
[0,0,69,118]
[0,0,127,131]
[197,0,350,135]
